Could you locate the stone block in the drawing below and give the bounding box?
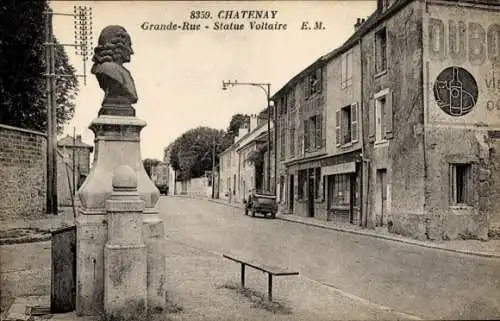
[104,244,147,320]
[146,238,167,313]
[75,212,107,316]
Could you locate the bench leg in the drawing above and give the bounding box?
[241,264,245,288]
[268,274,272,301]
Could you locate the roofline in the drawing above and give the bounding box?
[272,0,421,100]
[219,121,271,156]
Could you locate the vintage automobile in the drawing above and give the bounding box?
[156,184,169,195]
[244,191,278,218]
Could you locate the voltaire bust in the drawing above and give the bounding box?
[91,25,138,116]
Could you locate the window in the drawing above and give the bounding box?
[315,167,321,200]
[376,97,387,142]
[304,119,310,151]
[341,51,353,89]
[330,174,351,207]
[288,88,296,110]
[375,28,387,73]
[298,169,307,199]
[341,106,352,144]
[289,127,295,156]
[280,119,286,159]
[304,115,323,152]
[450,163,472,205]
[336,103,358,146]
[279,96,287,115]
[304,68,322,98]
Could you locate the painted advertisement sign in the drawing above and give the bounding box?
[424,3,500,126]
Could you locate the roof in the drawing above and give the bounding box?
[58,135,93,149]
[271,0,416,100]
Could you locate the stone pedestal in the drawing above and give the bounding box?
[104,166,147,320]
[75,211,107,316]
[75,115,165,316]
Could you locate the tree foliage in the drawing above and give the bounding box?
[143,158,161,178]
[0,0,79,133]
[224,113,250,144]
[169,127,228,181]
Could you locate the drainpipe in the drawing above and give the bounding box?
[359,37,366,227]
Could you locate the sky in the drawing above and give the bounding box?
[51,0,377,160]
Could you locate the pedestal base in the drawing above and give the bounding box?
[104,244,147,320]
[143,213,166,311]
[75,210,107,316]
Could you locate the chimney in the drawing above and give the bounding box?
[354,18,361,31]
[249,114,258,132]
[377,0,385,12]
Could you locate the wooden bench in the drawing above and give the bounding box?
[222,254,299,301]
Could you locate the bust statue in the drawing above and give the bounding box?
[91,25,138,116]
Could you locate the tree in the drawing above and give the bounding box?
[0,0,79,133]
[169,127,227,181]
[224,113,250,144]
[143,158,161,178]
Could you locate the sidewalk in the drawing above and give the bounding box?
[3,239,419,321]
[0,207,75,245]
[175,195,500,259]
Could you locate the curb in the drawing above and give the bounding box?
[0,234,51,245]
[178,195,500,260]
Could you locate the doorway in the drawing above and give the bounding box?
[377,169,387,227]
[307,174,315,218]
[289,174,294,212]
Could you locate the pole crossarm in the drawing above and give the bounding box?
[222,80,271,99]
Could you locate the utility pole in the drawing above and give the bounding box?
[211,134,216,199]
[44,5,92,214]
[45,8,57,214]
[221,80,275,195]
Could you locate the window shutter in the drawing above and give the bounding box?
[369,100,375,142]
[304,119,309,152]
[466,164,473,205]
[304,77,310,98]
[385,90,394,139]
[316,68,322,93]
[351,103,358,143]
[316,114,322,148]
[449,164,456,205]
[336,110,341,146]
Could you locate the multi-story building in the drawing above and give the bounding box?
[151,162,169,186]
[275,0,500,240]
[219,115,271,203]
[273,57,331,220]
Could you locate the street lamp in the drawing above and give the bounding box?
[221,80,276,195]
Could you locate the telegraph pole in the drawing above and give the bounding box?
[211,135,216,199]
[44,4,93,214]
[45,8,57,214]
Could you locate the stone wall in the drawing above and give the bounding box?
[361,1,426,232]
[0,124,47,220]
[175,177,211,198]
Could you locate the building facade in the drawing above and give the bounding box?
[151,162,169,187]
[57,134,93,188]
[273,0,500,240]
[219,115,271,204]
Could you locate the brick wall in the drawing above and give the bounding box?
[0,124,47,220]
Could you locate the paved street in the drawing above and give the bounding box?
[2,196,499,320]
[161,196,500,320]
